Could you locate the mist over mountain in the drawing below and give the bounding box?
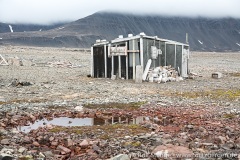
[0,12,239,51]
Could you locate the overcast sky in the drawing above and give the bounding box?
[0,0,239,24]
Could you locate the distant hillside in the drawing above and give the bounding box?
[0,22,66,33]
[0,12,240,51]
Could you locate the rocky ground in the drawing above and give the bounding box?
[0,46,239,160]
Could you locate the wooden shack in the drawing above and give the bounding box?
[91,33,189,80]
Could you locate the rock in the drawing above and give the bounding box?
[10,57,23,66]
[43,151,54,158]
[110,154,130,160]
[65,139,74,147]
[212,72,222,79]
[18,147,26,153]
[51,141,58,146]
[1,148,14,155]
[22,59,33,66]
[92,144,101,154]
[111,75,116,80]
[49,136,54,141]
[0,154,13,160]
[39,152,45,158]
[74,106,83,111]
[215,136,226,144]
[80,139,89,148]
[1,139,10,145]
[32,141,40,147]
[152,144,193,159]
[56,145,71,154]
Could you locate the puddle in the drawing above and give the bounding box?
[19,117,97,133]
[19,116,148,133]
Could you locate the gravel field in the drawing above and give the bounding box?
[0,46,239,159]
[0,46,239,106]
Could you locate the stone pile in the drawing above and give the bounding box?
[47,61,82,68]
[147,66,183,83]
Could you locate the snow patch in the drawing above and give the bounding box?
[236,43,240,47]
[0,38,2,40]
[9,25,13,32]
[58,27,64,30]
[198,40,203,45]
[39,29,42,31]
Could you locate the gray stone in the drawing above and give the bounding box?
[18,147,26,153]
[22,59,33,66]
[110,154,130,160]
[1,139,10,145]
[212,72,222,79]
[111,75,116,80]
[43,151,54,158]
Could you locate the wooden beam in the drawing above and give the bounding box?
[125,42,128,80]
[140,38,144,69]
[127,50,140,53]
[174,44,176,68]
[104,45,107,78]
[164,43,167,66]
[111,55,114,77]
[118,55,121,78]
[133,39,136,80]
[90,47,94,77]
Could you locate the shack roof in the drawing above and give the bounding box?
[93,33,189,47]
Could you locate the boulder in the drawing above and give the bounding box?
[152,144,193,159]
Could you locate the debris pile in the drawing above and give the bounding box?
[10,79,32,87]
[146,66,183,83]
[47,61,82,68]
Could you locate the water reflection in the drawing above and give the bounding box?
[19,116,147,133]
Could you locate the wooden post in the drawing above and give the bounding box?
[133,39,136,80]
[111,55,114,77]
[174,44,176,68]
[118,55,121,78]
[140,37,144,70]
[164,43,167,66]
[90,47,94,77]
[104,45,107,78]
[135,65,143,83]
[125,42,128,80]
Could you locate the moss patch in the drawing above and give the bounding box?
[49,124,149,140]
[228,72,240,77]
[174,89,240,100]
[84,102,146,110]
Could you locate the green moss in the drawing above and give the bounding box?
[84,101,147,110]
[222,114,236,119]
[175,89,240,101]
[48,124,149,140]
[229,72,240,77]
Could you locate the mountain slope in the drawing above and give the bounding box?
[0,12,240,51]
[0,22,66,33]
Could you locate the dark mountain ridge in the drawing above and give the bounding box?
[0,12,239,51]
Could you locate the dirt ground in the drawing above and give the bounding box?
[0,46,239,159]
[0,46,239,105]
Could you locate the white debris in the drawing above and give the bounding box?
[145,65,183,83]
[9,25,13,32]
[0,38,2,40]
[47,61,82,68]
[58,27,65,30]
[74,106,83,111]
[198,40,203,45]
[39,29,42,31]
[236,43,240,47]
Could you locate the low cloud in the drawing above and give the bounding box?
[0,0,239,24]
